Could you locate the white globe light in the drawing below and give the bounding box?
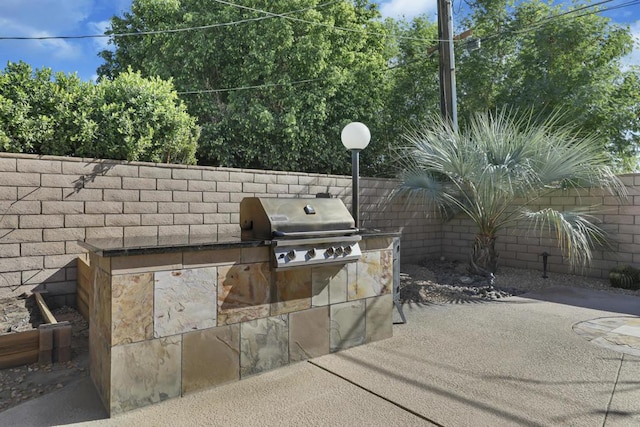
[341,122,370,150]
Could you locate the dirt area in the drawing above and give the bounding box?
[0,306,89,413]
[0,259,636,414]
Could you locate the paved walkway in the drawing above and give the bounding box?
[1,286,639,426]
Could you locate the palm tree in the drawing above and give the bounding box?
[393,110,626,274]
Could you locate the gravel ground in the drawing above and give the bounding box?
[399,259,640,305]
[1,260,639,413]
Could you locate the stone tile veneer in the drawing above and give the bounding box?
[87,235,396,416]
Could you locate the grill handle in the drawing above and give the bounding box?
[272,228,359,238]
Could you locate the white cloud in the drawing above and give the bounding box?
[0,0,92,33]
[378,0,438,20]
[87,20,113,52]
[0,0,93,61]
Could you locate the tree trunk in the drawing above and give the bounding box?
[470,234,498,274]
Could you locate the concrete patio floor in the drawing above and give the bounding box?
[1,286,639,426]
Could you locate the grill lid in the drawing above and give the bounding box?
[240,197,356,240]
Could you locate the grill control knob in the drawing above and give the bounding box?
[306,248,316,258]
[343,245,352,255]
[287,250,296,260]
[325,247,335,257]
[334,246,344,256]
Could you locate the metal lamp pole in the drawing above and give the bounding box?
[341,122,370,229]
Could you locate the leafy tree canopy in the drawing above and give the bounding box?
[457,0,640,170]
[99,0,392,176]
[98,0,639,175]
[0,61,199,164]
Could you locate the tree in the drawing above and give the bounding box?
[0,62,97,156]
[88,69,200,164]
[0,62,199,164]
[98,0,393,175]
[456,0,640,170]
[393,110,626,274]
[381,16,440,150]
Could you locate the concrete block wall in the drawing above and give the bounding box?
[3,151,638,301]
[0,153,439,301]
[441,174,640,279]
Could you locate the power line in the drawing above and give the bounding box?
[177,78,323,94]
[0,1,339,41]
[0,0,444,44]
[480,0,640,43]
[179,0,640,92]
[211,0,445,43]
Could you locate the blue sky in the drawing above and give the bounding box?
[0,0,638,81]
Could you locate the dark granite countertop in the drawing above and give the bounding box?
[79,229,401,257]
[78,233,266,257]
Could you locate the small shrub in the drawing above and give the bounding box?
[609,265,640,290]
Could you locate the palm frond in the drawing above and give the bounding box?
[521,207,608,268]
[392,108,625,271]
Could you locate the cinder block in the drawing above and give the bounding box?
[124,202,157,214]
[140,190,172,202]
[18,187,61,201]
[0,215,19,228]
[202,170,229,182]
[215,181,242,192]
[189,203,218,213]
[229,171,254,183]
[0,172,40,186]
[0,200,40,214]
[61,188,103,201]
[0,244,20,258]
[22,242,66,256]
[158,203,189,214]
[172,168,202,180]
[243,183,266,193]
[85,226,123,240]
[139,165,172,179]
[157,179,187,191]
[17,159,61,173]
[174,213,203,225]
[19,215,64,229]
[173,191,202,202]
[105,214,141,227]
[0,157,16,171]
[124,226,158,240]
[42,201,84,214]
[64,214,104,227]
[86,201,123,214]
[83,175,122,189]
[0,229,42,243]
[123,177,156,190]
[204,213,231,224]
[141,214,173,225]
[276,174,298,185]
[104,189,139,202]
[203,192,229,203]
[188,180,214,192]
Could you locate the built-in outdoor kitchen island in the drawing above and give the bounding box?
[79,197,399,416]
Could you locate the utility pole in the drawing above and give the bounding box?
[437,0,458,131]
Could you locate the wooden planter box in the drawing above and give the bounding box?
[0,293,72,369]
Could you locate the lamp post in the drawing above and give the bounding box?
[341,122,370,229]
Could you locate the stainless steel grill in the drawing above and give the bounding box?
[240,197,362,270]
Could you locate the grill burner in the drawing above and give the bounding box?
[240,197,362,270]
